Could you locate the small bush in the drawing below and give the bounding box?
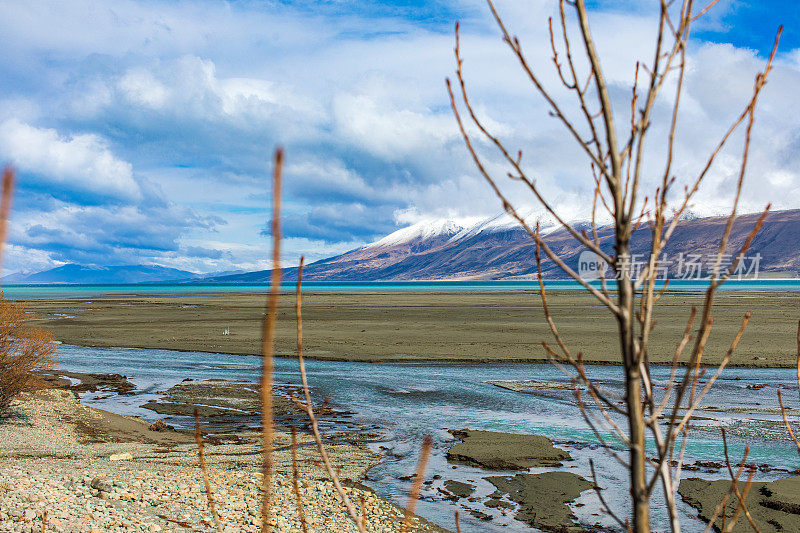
[0,295,58,412]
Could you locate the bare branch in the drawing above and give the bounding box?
[701,444,751,533]
[400,435,433,533]
[290,426,309,533]
[195,409,223,533]
[721,429,761,532]
[573,0,623,193]
[484,1,614,181]
[446,78,620,312]
[0,166,15,272]
[675,313,750,436]
[590,459,629,528]
[692,0,723,21]
[293,257,367,531]
[777,390,800,458]
[452,22,613,264]
[665,27,782,242]
[260,147,284,532]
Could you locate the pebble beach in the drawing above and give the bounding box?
[0,389,446,532]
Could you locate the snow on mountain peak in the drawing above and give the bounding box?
[366,210,571,250]
[449,209,556,241]
[368,218,468,248]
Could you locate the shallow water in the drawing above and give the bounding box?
[8,278,800,299]
[58,345,800,532]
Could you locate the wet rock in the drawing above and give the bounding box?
[679,475,800,532]
[466,508,493,521]
[485,471,592,532]
[487,380,573,392]
[148,419,174,432]
[41,371,136,395]
[436,488,458,502]
[485,498,514,509]
[140,379,304,423]
[443,480,474,499]
[446,429,571,469]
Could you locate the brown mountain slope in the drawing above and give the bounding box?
[209,209,800,281]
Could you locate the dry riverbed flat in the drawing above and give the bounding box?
[0,389,445,533]
[24,291,800,366]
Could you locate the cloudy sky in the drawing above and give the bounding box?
[0,0,797,275]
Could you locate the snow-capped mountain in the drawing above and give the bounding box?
[206,208,800,282]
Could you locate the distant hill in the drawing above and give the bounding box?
[206,209,800,282]
[4,264,201,284]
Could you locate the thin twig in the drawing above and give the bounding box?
[723,469,756,533]
[291,426,309,533]
[702,444,751,533]
[777,389,800,458]
[0,166,15,272]
[721,429,760,532]
[260,147,284,532]
[294,257,367,531]
[400,435,433,533]
[589,459,629,529]
[195,409,223,533]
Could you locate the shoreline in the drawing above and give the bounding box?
[51,342,800,368]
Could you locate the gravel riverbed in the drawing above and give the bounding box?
[0,389,447,533]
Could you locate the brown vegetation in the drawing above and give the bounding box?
[0,297,60,412]
[0,167,59,413]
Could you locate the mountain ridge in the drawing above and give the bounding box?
[6,209,800,284]
[207,208,800,282]
[2,264,202,285]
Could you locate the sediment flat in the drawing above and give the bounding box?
[23,290,800,366]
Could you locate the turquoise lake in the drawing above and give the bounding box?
[4,278,800,299]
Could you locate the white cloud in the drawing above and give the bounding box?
[0,0,796,274]
[117,68,169,109]
[0,119,141,200]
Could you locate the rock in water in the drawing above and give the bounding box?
[446,429,571,469]
[485,471,592,532]
[442,480,475,499]
[680,476,800,532]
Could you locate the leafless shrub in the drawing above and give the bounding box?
[0,297,60,413]
[0,167,57,414]
[448,1,782,531]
